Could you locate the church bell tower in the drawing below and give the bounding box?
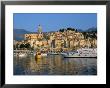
[38,24,42,33]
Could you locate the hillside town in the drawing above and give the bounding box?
[14,25,97,53]
[13,13,97,75]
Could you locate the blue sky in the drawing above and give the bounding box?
[14,13,97,32]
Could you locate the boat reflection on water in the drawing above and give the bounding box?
[14,53,97,75]
[35,52,42,64]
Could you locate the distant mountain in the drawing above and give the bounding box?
[85,27,97,33]
[77,27,97,33]
[14,29,31,41]
[14,27,97,41]
[77,29,84,32]
[14,29,30,34]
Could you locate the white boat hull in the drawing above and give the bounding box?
[62,48,97,58]
[18,54,27,57]
[41,53,47,56]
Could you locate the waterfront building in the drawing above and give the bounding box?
[16,25,97,51]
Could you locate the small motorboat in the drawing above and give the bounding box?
[18,53,27,57]
[41,53,47,56]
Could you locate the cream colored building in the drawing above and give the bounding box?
[22,26,97,51]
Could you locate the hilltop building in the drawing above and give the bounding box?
[20,25,97,52]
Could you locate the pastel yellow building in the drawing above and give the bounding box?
[22,25,97,51]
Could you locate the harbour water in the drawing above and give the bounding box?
[14,54,97,75]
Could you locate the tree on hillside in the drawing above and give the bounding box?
[82,32,88,39]
[25,43,31,49]
[59,28,77,32]
[20,43,25,49]
[59,29,65,32]
[67,28,75,31]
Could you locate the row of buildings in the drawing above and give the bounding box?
[14,25,97,52]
